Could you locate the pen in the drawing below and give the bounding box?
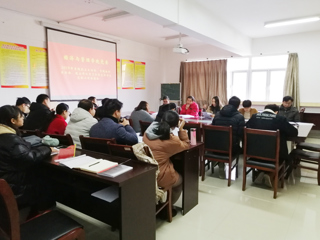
[89,161,100,167]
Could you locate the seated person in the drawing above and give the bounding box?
[65,99,97,148]
[130,101,154,133]
[24,94,53,131]
[90,99,138,145]
[155,103,176,122]
[95,97,109,120]
[278,96,300,122]
[0,105,54,213]
[45,103,69,135]
[180,96,199,117]
[204,96,221,117]
[16,97,31,117]
[246,104,298,187]
[88,96,98,109]
[158,95,170,113]
[212,96,245,178]
[238,100,258,120]
[143,111,189,206]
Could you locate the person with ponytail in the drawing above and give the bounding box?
[143,110,190,208]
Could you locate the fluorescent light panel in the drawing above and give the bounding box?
[264,16,320,28]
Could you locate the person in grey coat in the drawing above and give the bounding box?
[130,101,154,132]
[90,99,138,145]
[278,96,300,122]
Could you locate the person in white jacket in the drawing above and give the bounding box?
[65,99,97,148]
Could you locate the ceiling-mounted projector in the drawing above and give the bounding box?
[173,43,189,54]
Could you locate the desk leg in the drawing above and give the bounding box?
[182,148,199,215]
[120,171,156,240]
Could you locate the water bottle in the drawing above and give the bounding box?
[190,128,197,145]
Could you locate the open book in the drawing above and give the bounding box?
[58,155,118,174]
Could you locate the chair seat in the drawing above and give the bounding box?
[204,151,238,161]
[297,142,320,152]
[20,210,83,240]
[246,158,277,169]
[292,149,320,161]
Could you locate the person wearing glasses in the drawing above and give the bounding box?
[16,97,31,117]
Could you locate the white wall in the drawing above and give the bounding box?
[0,8,161,113]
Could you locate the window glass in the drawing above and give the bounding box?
[227,58,249,71]
[251,55,288,70]
[269,71,286,101]
[251,71,267,101]
[232,72,247,101]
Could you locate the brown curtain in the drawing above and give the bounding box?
[283,53,300,109]
[179,60,228,108]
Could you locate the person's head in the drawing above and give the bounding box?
[282,96,294,108]
[135,101,149,112]
[56,103,69,120]
[211,96,220,107]
[265,104,280,113]
[78,99,95,116]
[228,96,241,109]
[104,99,123,120]
[36,94,50,108]
[186,96,195,105]
[16,97,31,114]
[0,105,24,130]
[169,103,176,111]
[162,96,169,105]
[157,110,180,140]
[242,100,252,112]
[101,98,109,106]
[88,96,97,104]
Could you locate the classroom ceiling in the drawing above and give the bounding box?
[1,0,320,49]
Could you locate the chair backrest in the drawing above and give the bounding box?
[128,119,133,127]
[0,179,20,240]
[202,125,232,154]
[139,120,152,136]
[244,127,280,162]
[107,143,137,160]
[300,107,305,122]
[79,135,116,154]
[183,122,202,142]
[41,133,74,146]
[20,129,41,137]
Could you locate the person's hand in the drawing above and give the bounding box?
[185,104,190,109]
[50,147,59,153]
[120,118,129,126]
[178,118,185,130]
[203,104,207,109]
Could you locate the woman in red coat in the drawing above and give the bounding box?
[46,103,69,135]
[180,96,199,117]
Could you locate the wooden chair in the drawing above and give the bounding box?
[139,120,152,136]
[41,133,74,146]
[0,179,85,240]
[291,142,320,185]
[300,107,305,122]
[242,128,284,199]
[201,125,240,186]
[108,143,172,222]
[79,135,116,154]
[128,118,133,127]
[20,129,41,137]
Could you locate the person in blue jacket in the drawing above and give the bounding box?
[90,99,138,145]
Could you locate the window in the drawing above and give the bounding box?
[227,55,288,102]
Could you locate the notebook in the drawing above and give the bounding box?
[98,164,133,178]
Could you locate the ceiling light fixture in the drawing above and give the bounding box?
[264,16,320,28]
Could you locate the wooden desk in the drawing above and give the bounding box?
[171,142,203,215]
[41,149,157,240]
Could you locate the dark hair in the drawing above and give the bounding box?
[88,96,96,102]
[210,96,221,112]
[104,99,123,116]
[283,96,293,102]
[162,96,169,100]
[265,104,280,112]
[169,103,176,110]
[16,97,30,106]
[101,98,109,106]
[36,94,49,104]
[187,96,195,102]
[0,105,23,131]
[134,101,148,111]
[228,96,241,109]
[155,103,176,122]
[156,110,179,140]
[78,99,93,111]
[242,100,252,108]
[56,103,69,115]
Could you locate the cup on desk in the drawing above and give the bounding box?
[190,128,197,145]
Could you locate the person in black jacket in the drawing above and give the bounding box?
[24,94,53,131]
[246,104,298,187]
[0,105,54,213]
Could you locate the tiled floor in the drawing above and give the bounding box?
[57,137,320,240]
